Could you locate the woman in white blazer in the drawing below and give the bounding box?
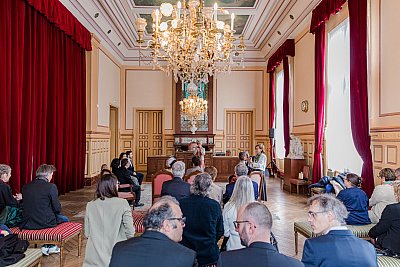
[84,174,135,267]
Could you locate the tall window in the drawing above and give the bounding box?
[326,19,362,174]
[275,70,285,159]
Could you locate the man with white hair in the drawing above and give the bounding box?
[302,194,377,267]
[161,161,190,201]
[218,202,303,266]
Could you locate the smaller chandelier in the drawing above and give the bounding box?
[179,81,208,134]
[135,0,245,85]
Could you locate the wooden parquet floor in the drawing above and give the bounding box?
[41,176,309,266]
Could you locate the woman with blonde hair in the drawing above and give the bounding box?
[222,176,255,251]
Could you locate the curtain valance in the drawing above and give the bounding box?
[310,0,346,33]
[26,0,92,50]
[267,39,295,73]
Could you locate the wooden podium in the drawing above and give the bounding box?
[283,158,306,191]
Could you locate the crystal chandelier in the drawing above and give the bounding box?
[179,81,208,134]
[135,0,245,85]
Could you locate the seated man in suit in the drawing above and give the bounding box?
[109,196,197,267]
[223,163,258,204]
[302,194,377,267]
[161,161,190,201]
[126,150,144,185]
[21,164,68,230]
[21,164,69,255]
[185,156,202,177]
[218,202,303,267]
[114,158,143,207]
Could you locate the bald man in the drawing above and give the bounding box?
[217,202,303,267]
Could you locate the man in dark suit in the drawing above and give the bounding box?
[114,158,143,207]
[21,164,68,230]
[109,196,197,267]
[161,161,190,201]
[218,202,303,267]
[126,150,144,185]
[369,202,400,256]
[223,163,258,204]
[302,194,378,267]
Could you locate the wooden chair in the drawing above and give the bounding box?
[118,184,136,203]
[249,171,264,201]
[185,170,203,185]
[289,165,311,195]
[152,170,173,204]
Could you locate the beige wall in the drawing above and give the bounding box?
[125,69,173,130]
[293,31,315,133]
[214,68,269,155]
[84,0,400,181]
[369,0,400,182]
[215,69,266,132]
[288,0,400,182]
[97,50,121,127]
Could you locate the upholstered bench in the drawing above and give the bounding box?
[293,221,376,254]
[11,222,83,267]
[133,211,145,234]
[378,256,400,267]
[9,248,42,267]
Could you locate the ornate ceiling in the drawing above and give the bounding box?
[60,0,321,65]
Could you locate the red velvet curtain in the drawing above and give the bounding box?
[310,0,347,32]
[283,57,290,157]
[267,39,295,72]
[269,73,276,164]
[312,24,326,183]
[310,0,346,183]
[0,0,89,194]
[267,39,295,161]
[348,0,373,197]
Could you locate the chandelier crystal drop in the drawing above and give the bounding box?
[135,0,246,85]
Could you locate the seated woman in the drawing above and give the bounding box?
[0,164,22,227]
[369,182,400,256]
[222,176,255,251]
[204,166,223,206]
[84,173,135,266]
[337,173,371,225]
[369,168,397,223]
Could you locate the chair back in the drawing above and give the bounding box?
[249,171,264,200]
[185,170,202,185]
[152,170,173,204]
